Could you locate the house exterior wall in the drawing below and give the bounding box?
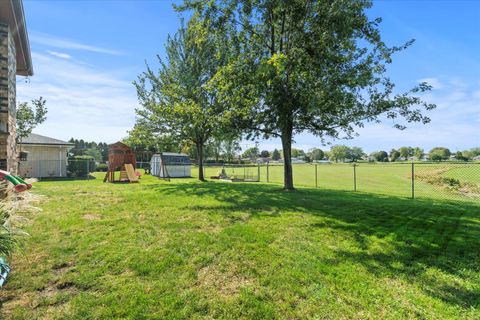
[19,145,70,178]
[0,23,17,174]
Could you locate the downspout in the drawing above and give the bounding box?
[58,146,62,177]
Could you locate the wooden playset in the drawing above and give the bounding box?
[103,142,139,183]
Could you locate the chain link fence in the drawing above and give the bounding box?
[19,159,97,178]
[196,162,479,202]
[18,159,479,202]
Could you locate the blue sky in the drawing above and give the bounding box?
[18,0,480,153]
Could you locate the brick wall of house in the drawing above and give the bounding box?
[0,22,17,175]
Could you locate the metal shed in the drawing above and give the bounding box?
[150,153,192,178]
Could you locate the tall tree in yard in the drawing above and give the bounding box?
[16,97,47,144]
[181,0,435,190]
[134,16,231,181]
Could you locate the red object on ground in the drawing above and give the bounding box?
[14,184,27,192]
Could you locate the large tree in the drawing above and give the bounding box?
[370,150,389,162]
[134,16,231,180]
[398,146,414,160]
[429,147,451,161]
[124,121,182,153]
[221,133,242,163]
[181,0,435,190]
[309,148,324,161]
[329,145,351,162]
[350,147,365,162]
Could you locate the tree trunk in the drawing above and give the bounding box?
[281,126,295,191]
[196,142,205,181]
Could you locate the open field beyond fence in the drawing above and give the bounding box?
[195,162,480,202]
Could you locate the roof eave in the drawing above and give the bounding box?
[0,0,33,76]
[20,143,74,146]
[12,0,33,76]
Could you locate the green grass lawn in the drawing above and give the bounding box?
[1,173,479,319]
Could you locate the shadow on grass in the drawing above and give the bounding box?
[38,175,97,181]
[154,181,480,308]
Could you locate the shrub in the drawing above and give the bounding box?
[96,163,108,172]
[68,156,96,177]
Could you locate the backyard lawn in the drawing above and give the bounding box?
[0,173,479,319]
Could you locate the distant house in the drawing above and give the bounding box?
[256,157,271,163]
[473,155,480,162]
[278,157,306,164]
[19,133,74,178]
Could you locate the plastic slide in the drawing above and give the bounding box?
[124,164,139,182]
[0,170,29,192]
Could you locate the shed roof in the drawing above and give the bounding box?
[152,153,192,164]
[0,0,33,76]
[20,133,73,146]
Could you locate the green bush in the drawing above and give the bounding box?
[68,156,96,177]
[96,163,108,172]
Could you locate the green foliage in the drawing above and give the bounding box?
[0,224,17,257]
[350,147,365,162]
[188,0,435,189]
[16,97,47,142]
[469,147,480,157]
[329,145,351,162]
[413,147,425,160]
[370,151,389,162]
[96,163,108,172]
[399,146,414,159]
[460,147,480,160]
[272,149,281,161]
[429,147,451,161]
[67,156,96,177]
[242,147,259,160]
[123,123,181,153]
[308,148,324,161]
[84,148,102,161]
[69,139,109,161]
[260,150,270,158]
[390,149,400,162]
[291,148,305,159]
[455,151,468,162]
[133,15,233,180]
[221,135,241,163]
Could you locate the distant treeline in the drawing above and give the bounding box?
[68,138,109,161]
[241,145,480,163]
[68,137,480,164]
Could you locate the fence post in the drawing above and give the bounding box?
[257,162,260,182]
[411,162,415,199]
[315,164,318,188]
[86,160,89,179]
[267,162,269,183]
[353,164,357,192]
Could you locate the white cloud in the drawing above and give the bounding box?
[46,50,72,60]
[31,32,124,56]
[16,52,137,142]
